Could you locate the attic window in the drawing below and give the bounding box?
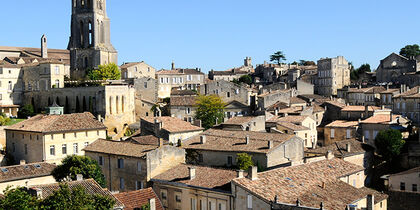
[1,168,9,173]
[34,164,41,169]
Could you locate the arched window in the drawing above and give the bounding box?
[8,81,12,91]
[84,57,88,68]
[88,21,93,46]
[109,96,113,114]
[80,21,84,47]
[81,0,85,7]
[116,96,120,114]
[122,96,125,113]
[87,0,92,8]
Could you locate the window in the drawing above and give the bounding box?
[0,94,2,100]
[191,198,197,210]
[227,92,230,97]
[62,144,67,155]
[85,131,88,137]
[187,75,192,81]
[118,159,124,168]
[373,130,379,139]
[12,143,15,152]
[227,156,233,166]
[160,78,164,84]
[402,102,406,110]
[330,129,335,138]
[175,194,181,202]
[353,179,356,187]
[198,154,203,163]
[73,143,78,154]
[400,182,406,191]
[24,144,28,155]
[119,178,125,190]
[84,142,89,147]
[247,194,252,208]
[135,181,143,190]
[98,156,103,165]
[165,78,169,83]
[74,132,77,138]
[55,66,60,75]
[364,130,369,140]
[50,145,55,156]
[97,130,100,136]
[161,191,167,200]
[8,81,12,91]
[235,89,239,94]
[413,184,417,192]
[186,107,191,114]
[51,134,54,140]
[137,162,142,172]
[144,82,147,88]
[346,129,351,139]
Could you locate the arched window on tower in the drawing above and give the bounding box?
[89,21,93,46]
[80,21,84,47]
[87,0,92,8]
[84,57,88,68]
[100,21,105,43]
[81,0,85,7]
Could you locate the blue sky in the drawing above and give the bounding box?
[1,0,419,72]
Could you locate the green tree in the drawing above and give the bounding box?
[374,129,405,162]
[0,187,39,210]
[51,155,106,187]
[194,95,225,129]
[270,51,286,64]
[357,63,371,74]
[17,104,35,119]
[400,44,420,58]
[238,75,253,85]
[236,153,254,170]
[87,63,121,80]
[0,112,10,126]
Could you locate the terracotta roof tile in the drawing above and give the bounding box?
[83,139,158,158]
[268,115,309,124]
[306,139,367,157]
[233,158,387,209]
[114,188,163,210]
[390,166,420,176]
[183,129,296,153]
[360,114,408,124]
[127,135,168,146]
[325,120,358,128]
[0,162,56,183]
[222,116,258,125]
[275,121,309,131]
[394,86,420,98]
[290,97,306,104]
[5,113,106,133]
[170,96,197,106]
[142,117,204,133]
[341,106,381,112]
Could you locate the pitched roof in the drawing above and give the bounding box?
[275,121,310,131]
[289,97,306,104]
[183,129,296,153]
[325,120,358,128]
[389,166,420,177]
[394,86,420,98]
[323,101,346,108]
[341,105,381,112]
[360,114,408,124]
[268,115,310,124]
[120,61,144,69]
[380,88,400,94]
[152,164,239,192]
[114,188,164,210]
[170,96,197,106]
[29,179,124,208]
[222,116,258,126]
[156,68,204,75]
[232,158,387,209]
[305,139,367,157]
[347,86,385,94]
[5,112,106,133]
[0,162,56,183]
[142,117,204,133]
[171,89,197,96]
[83,139,158,158]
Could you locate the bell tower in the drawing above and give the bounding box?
[68,0,118,79]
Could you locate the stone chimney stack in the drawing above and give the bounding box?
[367,194,374,210]
[245,135,250,144]
[188,167,196,180]
[345,143,351,152]
[326,150,334,160]
[200,135,206,144]
[248,166,258,180]
[20,160,26,165]
[268,140,274,149]
[149,198,156,210]
[41,34,48,58]
[76,174,83,181]
[237,170,244,178]
[274,109,278,116]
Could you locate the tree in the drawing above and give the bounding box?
[194,95,225,129]
[0,112,10,126]
[51,155,106,187]
[87,63,121,80]
[0,187,39,210]
[400,44,420,58]
[18,104,35,119]
[374,129,405,162]
[236,153,254,170]
[270,51,286,64]
[357,64,371,74]
[238,75,253,85]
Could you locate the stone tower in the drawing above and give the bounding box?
[41,34,48,58]
[67,0,118,79]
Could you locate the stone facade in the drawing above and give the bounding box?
[156,68,204,99]
[387,167,420,193]
[315,56,351,96]
[257,89,296,110]
[323,121,358,146]
[120,62,156,79]
[68,0,118,79]
[200,80,251,105]
[392,86,420,125]
[224,100,251,119]
[133,77,158,118]
[375,53,420,84]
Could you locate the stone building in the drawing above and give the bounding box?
[133,77,158,118]
[340,105,382,121]
[323,120,359,146]
[321,101,346,123]
[200,80,252,105]
[183,129,304,170]
[83,138,185,192]
[156,68,204,99]
[375,53,420,84]
[392,86,420,125]
[224,100,251,119]
[140,116,204,144]
[339,86,386,106]
[120,61,156,79]
[23,83,136,137]
[219,116,265,132]
[231,157,388,210]
[152,164,237,210]
[5,112,107,164]
[386,166,420,193]
[267,115,317,148]
[68,0,118,79]
[208,57,253,81]
[315,56,351,96]
[114,188,164,210]
[257,89,296,110]
[0,162,56,193]
[170,95,197,122]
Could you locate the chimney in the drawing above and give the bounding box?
[20,160,26,165]
[159,138,164,147]
[268,141,274,149]
[237,170,244,178]
[367,194,374,210]
[97,114,102,122]
[364,105,369,116]
[362,136,365,143]
[200,135,206,144]
[345,143,351,152]
[41,34,48,58]
[76,174,83,181]
[248,166,258,180]
[35,188,43,198]
[386,84,389,90]
[245,135,250,144]
[381,105,385,110]
[274,109,278,116]
[149,198,156,210]
[188,167,196,180]
[171,61,175,70]
[326,150,334,159]
[417,87,420,94]
[358,84,362,89]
